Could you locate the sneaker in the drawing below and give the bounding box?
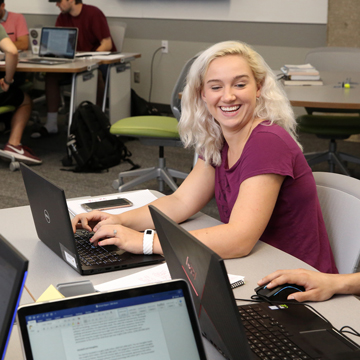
[3,143,42,165]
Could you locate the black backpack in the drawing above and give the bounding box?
[66,101,138,172]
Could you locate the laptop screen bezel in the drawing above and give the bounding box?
[39,27,78,59]
[17,280,207,360]
[0,235,28,360]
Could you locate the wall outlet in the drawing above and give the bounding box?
[161,40,168,54]
[134,71,140,83]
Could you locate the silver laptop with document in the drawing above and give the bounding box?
[17,280,207,360]
[20,27,78,65]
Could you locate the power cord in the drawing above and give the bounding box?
[148,46,165,106]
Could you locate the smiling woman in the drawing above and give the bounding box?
[71,41,338,275]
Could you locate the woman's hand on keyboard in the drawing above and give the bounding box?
[89,224,144,255]
[71,210,120,233]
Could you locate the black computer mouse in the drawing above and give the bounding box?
[254,283,305,302]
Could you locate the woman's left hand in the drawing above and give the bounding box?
[90,225,144,254]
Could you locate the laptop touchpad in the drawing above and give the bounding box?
[294,329,356,358]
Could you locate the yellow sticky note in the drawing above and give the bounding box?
[36,284,65,303]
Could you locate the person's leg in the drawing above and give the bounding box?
[31,73,62,138]
[8,92,32,146]
[2,88,42,164]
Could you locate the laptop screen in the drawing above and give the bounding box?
[0,235,28,360]
[39,27,78,59]
[18,280,207,360]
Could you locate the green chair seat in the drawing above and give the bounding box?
[110,116,180,138]
[0,105,16,115]
[298,115,360,137]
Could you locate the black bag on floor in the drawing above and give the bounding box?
[67,101,138,172]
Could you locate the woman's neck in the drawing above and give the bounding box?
[225,118,264,168]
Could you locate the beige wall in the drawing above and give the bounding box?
[24,15,327,106]
[328,0,360,47]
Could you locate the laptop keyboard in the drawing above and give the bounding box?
[75,230,122,266]
[239,304,312,360]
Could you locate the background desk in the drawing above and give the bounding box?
[0,52,140,132]
[284,71,360,110]
[99,53,141,124]
[2,194,360,359]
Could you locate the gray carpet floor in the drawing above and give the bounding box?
[1,105,360,223]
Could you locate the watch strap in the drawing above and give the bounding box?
[143,229,155,255]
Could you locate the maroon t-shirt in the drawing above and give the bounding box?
[56,4,116,52]
[214,122,338,274]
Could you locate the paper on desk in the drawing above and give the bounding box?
[94,263,244,292]
[36,284,65,303]
[67,189,158,216]
[95,263,170,292]
[89,54,126,60]
[75,51,111,57]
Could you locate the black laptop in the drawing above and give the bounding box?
[20,27,78,65]
[17,279,207,360]
[0,234,28,360]
[20,163,163,275]
[149,206,360,360]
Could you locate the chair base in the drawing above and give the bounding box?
[304,139,360,176]
[112,156,188,193]
[0,149,20,171]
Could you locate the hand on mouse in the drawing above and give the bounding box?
[257,269,341,302]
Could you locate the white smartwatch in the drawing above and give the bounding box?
[143,229,155,255]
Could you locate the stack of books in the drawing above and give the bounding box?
[280,64,323,86]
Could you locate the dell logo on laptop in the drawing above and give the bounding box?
[44,210,51,223]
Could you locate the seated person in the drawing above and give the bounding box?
[0,0,29,86]
[0,0,29,50]
[0,24,41,164]
[32,0,115,138]
[71,41,337,274]
[258,269,360,302]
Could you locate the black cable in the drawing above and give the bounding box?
[148,46,164,105]
[340,326,360,338]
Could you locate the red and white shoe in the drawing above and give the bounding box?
[3,143,42,165]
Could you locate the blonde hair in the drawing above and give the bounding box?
[178,41,301,166]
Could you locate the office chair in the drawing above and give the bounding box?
[296,47,360,176]
[110,56,197,192]
[109,22,127,53]
[314,172,360,274]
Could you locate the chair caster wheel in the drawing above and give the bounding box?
[9,161,20,171]
[112,179,120,190]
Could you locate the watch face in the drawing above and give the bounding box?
[30,29,39,38]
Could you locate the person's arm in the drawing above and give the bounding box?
[0,37,18,91]
[96,37,112,52]
[75,157,284,259]
[72,158,216,253]
[188,172,284,258]
[257,269,360,302]
[14,34,29,51]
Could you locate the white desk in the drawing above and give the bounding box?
[1,52,141,133]
[283,71,360,110]
[2,193,360,359]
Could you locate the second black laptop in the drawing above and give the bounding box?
[20,163,163,275]
[150,206,360,360]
